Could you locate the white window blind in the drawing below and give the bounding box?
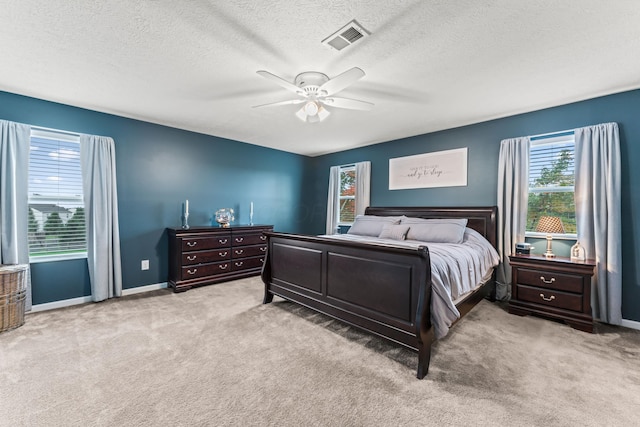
[526,132,576,235]
[28,129,87,261]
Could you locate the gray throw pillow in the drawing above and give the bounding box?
[347,215,402,237]
[378,224,410,240]
[400,217,468,243]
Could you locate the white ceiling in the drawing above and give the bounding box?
[2,1,639,157]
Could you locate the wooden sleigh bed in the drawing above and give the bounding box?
[261,206,498,378]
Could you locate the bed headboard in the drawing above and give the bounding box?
[364,206,498,249]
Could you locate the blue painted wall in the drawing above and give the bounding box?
[2,88,638,322]
[306,89,640,322]
[1,90,310,304]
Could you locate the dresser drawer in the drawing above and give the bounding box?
[182,248,231,265]
[517,268,583,293]
[232,233,268,247]
[231,244,267,259]
[181,235,231,251]
[231,256,265,272]
[181,261,231,280]
[516,284,583,312]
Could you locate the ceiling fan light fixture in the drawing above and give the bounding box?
[296,102,330,123]
[317,105,330,121]
[303,101,319,116]
[295,107,308,122]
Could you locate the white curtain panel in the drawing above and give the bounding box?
[0,120,32,310]
[325,166,340,235]
[496,137,530,300]
[355,161,371,216]
[574,122,622,324]
[80,134,122,302]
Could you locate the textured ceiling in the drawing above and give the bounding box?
[1,1,639,156]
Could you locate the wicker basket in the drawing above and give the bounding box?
[0,264,28,333]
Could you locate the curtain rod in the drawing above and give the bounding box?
[530,128,575,141]
[31,125,81,137]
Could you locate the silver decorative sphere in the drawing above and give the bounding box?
[215,208,234,227]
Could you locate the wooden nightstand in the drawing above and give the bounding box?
[508,253,596,332]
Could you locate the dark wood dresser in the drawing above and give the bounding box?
[168,225,273,292]
[508,253,596,332]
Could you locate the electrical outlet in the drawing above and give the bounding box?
[141,260,149,270]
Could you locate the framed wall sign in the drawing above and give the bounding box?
[389,147,468,190]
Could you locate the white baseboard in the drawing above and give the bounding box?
[29,282,168,313]
[122,282,168,296]
[621,318,640,331]
[30,295,93,313]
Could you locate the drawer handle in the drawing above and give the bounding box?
[186,241,197,247]
[235,249,244,255]
[539,276,555,284]
[219,251,228,257]
[260,235,267,241]
[260,258,265,263]
[219,264,228,270]
[235,237,244,243]
[186,255,197,261]
[187,268,197,275]
[219,239,228,244]
[260,247,266,252]
[235,261,243,267]
[539,293,556,302]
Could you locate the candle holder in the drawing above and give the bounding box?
[182,212,190,229]
[249,211,254,226]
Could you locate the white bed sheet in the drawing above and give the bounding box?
[319,227,500,339]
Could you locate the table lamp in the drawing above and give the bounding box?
[536,216,564,257]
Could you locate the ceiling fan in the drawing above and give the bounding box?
[253,67,373,123]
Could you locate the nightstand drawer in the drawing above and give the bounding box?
[517,268,583,293]
[516,284,583,312]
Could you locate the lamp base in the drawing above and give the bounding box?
[544,234,555,257]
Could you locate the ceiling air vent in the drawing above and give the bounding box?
[322,20,370,51]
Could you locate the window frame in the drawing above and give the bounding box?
[525,132,577,240]
[28,128,87,263]
[337,164,356,227]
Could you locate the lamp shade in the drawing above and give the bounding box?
[536,216,565,234]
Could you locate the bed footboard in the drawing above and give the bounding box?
[261,232,434,378]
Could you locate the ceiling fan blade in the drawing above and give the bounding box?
[319,67,365,96]
[256,70,304,95]
[320,97,374,111]
[252,99,305,108]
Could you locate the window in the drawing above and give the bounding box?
[338,165,356,225]
[526,132,576,237]
[28,129,87,261]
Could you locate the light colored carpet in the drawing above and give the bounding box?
[1,276,638,427]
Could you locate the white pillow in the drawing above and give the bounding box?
[378,224,410,240]
[347,215,402,237]
[400,217,468,243]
